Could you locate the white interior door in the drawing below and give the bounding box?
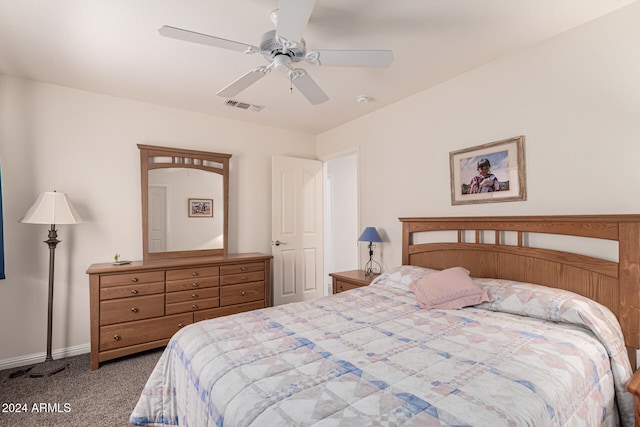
[148,185,167,252]
[272,155,323,305]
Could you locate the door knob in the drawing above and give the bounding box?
[273,240,287,246]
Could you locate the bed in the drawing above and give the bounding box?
[130,215,640,426]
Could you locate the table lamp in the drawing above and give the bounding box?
[358,227,382,276]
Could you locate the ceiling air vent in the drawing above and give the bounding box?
[224,99,264,112]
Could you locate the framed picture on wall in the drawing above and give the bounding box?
[449,136,526,205]
[188,198,213,217]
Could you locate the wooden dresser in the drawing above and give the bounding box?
[87,253,271,370]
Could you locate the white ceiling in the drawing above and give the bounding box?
[0,0,636,135]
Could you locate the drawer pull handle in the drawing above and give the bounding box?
[192,304,197,309]
[192,283,198,287]
[131,277,138,283]
[241,267,246,271]
[241,291,246,296]
[113,335,120,341]
[192,294,198,299]
[131,307,138,313]
[131,289,138,294]
[178,323,184,328]
[241,276,246,281]
[192,272,198,277]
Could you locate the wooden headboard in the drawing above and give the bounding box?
[400,215,640,365]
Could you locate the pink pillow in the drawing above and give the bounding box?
[409,267,492,309]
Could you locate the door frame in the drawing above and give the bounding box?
[321,148,360,294]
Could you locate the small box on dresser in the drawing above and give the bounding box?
[87,253,271,370]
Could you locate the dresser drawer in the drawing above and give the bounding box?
[166,297,220,315]
[99,313,192,351]
[220,282,264,306]
[100,271,165,288]
[166,266,219,281]
[100,281,164,300]
[220,262,264,275]
[220,271,265,286]
[330,270,376,294]
[334,280,363,293]
[100,294,165,326]
[166,287,219,304]
[166,276,219,292]
[194,301,265,322]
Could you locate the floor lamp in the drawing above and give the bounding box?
[20,191,82,377]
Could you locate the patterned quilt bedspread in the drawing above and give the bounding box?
[130,266,634,427]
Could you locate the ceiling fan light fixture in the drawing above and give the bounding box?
[273,54,292,72]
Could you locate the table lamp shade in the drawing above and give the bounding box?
[20,192,82,225]
[358,227,382,243]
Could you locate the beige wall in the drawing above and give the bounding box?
[0,77,316,364]
[318,2,640,270]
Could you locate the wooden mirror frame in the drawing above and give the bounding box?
[138,144,231,260]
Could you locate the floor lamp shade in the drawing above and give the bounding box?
[20,191,82,377]
[20,192,82,225]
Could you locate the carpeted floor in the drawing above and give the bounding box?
[0,348,164,427]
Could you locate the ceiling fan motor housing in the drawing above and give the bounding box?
[259,30,306,64]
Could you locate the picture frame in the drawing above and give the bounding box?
[188,198,213,217]
[449,136,526,205]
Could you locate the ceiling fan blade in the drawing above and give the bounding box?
[216,66,270,97]
[159,25,259,54]
[306,50,393,68]
[275,0,315,45]
[289,68,328,105]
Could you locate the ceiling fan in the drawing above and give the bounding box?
[158,0,393,105]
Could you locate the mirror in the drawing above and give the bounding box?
[139,144,231,260]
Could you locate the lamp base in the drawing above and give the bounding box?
[29,359,67,378]
[363,259,381,276]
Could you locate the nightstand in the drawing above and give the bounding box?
[330,269,378,294]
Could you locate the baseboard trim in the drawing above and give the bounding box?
[0,344,90,371]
